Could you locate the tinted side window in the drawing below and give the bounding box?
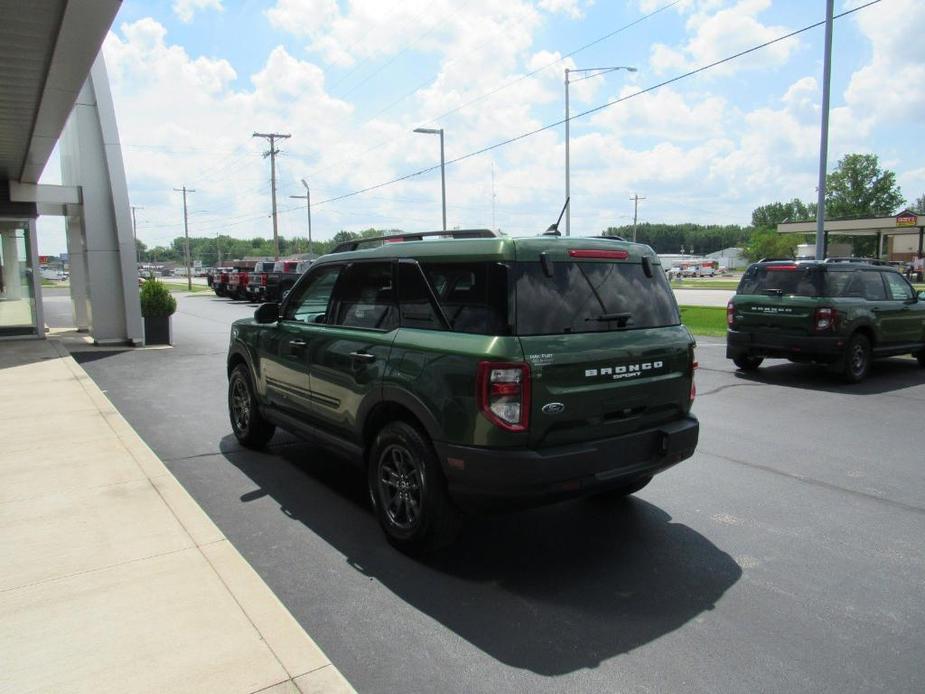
[398,262,443,330]
[859,271,887,300]
[421,262,511,335]
[283,265,340,323]
[884,272,914,301]
[329,262,398,331]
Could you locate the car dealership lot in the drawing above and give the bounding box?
[66,293,925,693]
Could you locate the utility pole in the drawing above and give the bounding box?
[252,132,291,259]
[630,194,646,242]
[815,0,834,261]
[491,162,496,231]
[131,205,143,264]
[173,186,195,291]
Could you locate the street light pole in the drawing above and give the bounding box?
[564,66,637,236]
[289,178,313,261]
[413,127,446,230]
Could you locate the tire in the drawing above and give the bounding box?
[589,476,652,502]
[228,364,276,448]
[841,333,871,383]
[915,349,925,368]
[368,421,461,554]
[733,355,764,371]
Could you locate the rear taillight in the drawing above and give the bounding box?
[220,273,228,283]
[814,307,836,332]
[260,273,268,286]
[691,359,698,403]
[726,301,735,327]
[477,362,530,432]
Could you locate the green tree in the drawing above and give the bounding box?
[825,153,904,218]
[909,193,925,214]
[751,199,813,230]
[744,229,796,262]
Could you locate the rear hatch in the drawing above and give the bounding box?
[512,239,695,448]
[731,264,824,335]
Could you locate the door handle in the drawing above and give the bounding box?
[350,351,376,363]
[289,339,307,346]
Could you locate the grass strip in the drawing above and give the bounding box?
[679,305,728,337]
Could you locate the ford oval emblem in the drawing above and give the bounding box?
[542,402,566,415]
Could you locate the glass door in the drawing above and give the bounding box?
[0,222,38,336]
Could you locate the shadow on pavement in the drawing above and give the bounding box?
[732,356,925,395]
[220,435,742,675]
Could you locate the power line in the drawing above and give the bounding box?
[307,0,882,210]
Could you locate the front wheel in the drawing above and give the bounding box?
[368,421,460,554]
[228,364,276,448]
[841,333,871,383]
[733,355,763,371]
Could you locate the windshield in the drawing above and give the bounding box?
[514,261,680,336]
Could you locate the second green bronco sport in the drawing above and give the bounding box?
[727,258,925,382]
[227,230,699,552]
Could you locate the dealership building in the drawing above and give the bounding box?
[777,210,925,262]
[1,1,142,344]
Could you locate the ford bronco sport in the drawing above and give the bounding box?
[227,230,699,552]
[727,258,925,382]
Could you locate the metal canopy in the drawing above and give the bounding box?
[0,0,120,184]
[777,212,923,237]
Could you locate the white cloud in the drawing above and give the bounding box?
[265,0,340,38]
[172,0,223,23]
[842,0,925,126]
[649,0,799,76]
[538,0,591,20]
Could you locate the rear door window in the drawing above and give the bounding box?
[514,261,679,336]
[397,262,444,330]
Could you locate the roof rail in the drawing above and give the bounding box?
[757,257,796,263]
[823,257,888,266]
[331,229,500,253]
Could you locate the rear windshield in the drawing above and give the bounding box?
[738,266,825,297]
[514,261,680,336]
[737,266,892,298]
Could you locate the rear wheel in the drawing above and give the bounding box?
[733,355,763,371]
[368,421,460,554]
[228,364,275,448]
[841,333,871,383]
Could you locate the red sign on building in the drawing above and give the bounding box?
[896,212,918,227]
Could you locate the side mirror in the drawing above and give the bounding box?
[254,302,280,324]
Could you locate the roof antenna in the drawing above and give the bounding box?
[544,197,569,236]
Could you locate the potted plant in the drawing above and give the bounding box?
[140,278,177,345]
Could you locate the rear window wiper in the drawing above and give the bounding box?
[764,288,784,296]
[586,312,632,324]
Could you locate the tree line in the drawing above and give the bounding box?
[132,153,919,266]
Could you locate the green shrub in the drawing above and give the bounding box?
[139,279,177,317]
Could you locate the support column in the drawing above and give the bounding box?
[876,232,882,259]
[59,53,143,345]
[1,232,21,300]
[64,204,90,331]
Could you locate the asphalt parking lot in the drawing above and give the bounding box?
[60,291,925,693]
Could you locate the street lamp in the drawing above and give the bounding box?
[413,127,446,231]
[565,65,637,236]
[289,178,312,259]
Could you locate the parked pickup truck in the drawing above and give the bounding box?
[211,267,234,297]
[244,261,279,302]
[248,259,311,303]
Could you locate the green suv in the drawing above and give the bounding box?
[727,258,925,382]
[227,230,699,552]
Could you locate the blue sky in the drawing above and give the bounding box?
[37,0,925,254]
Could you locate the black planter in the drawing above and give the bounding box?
[143,315,172,345]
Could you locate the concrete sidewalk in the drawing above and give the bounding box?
[0,338,354,694]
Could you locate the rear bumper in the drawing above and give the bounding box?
[435,416,698,508]
[726,329,843,360]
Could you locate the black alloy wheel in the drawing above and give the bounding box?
[228,364,275,448]
[733,355,764,371]
[842,333,871,383]
[368,421,460,554]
